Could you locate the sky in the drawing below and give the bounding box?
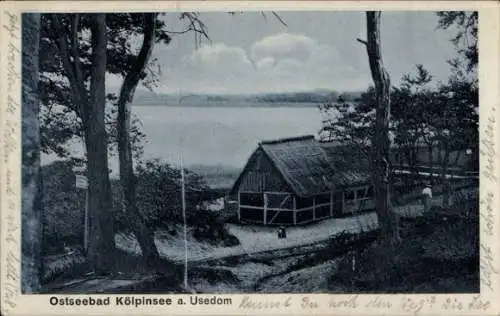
[108,11,460,95]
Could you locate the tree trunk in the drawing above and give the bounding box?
[117,13,160,265]
[85,13,116,274]
[21,13,42,293]
[363,12,400,252]
[440,140,451,208]
[410,145,419,184]
[49,13,116,273]
[452,150,462,166]
[425,139,434,183]
[402,141,417,188]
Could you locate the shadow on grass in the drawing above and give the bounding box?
[253,230,379,291]
[42,249,184,293]
[330,201,479,293]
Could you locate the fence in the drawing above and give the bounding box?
[238,191,357,225]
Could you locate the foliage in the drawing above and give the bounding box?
[332,197,479,293]
[436,11,478,74]
[42,251,88,284]
[318,91,374,146]
[41,159,214,252]
[40,14,151,159]
[319,10,478,179]
[319,64,478,169]
[40,161,85,255]
[394,65,478,175]
[38,13,208,160]
[191,212,240,247]
[114,159,210,230]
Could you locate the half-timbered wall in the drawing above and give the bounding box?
[235,147,375,225]
[239,186,375,225]
[342,185,375,213]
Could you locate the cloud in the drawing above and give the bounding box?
[249,33,366,91]
[161,33,370,94]
[274,58,303,74]
[255,56,276,71]
[183,43,253,73]
[164,43,257,93]
[250,33,317,62]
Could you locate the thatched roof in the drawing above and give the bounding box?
[231,135,371,197]
[260,135,337,196]
[320,142,371,186]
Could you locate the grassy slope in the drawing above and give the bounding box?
[43,186,478,294]
[251,195,478,293]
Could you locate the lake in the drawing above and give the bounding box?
[135,105,323,168]
[42,105,325,177]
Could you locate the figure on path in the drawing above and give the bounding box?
[422,182,433,214]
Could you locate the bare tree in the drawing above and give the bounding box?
[116,13,161,265]
[21,13,42,293]
[358,12,400,255]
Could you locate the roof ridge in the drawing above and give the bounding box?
[260,135,315,145]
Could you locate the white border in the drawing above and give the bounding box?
[1,2,499,316]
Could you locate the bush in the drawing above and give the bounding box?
[332,200,479,293]
[112,159,221,231]
[41,161,86,255]
[190,211,240,247]
[42,250,88,284]
[131,159,210,227]
[41,159,231,255]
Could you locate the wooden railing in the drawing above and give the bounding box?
[239,199,335,225]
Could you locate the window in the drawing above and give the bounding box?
[344,190,355,201]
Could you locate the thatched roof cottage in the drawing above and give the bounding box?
[230,135,374,226]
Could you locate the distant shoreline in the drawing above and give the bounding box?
[130,90,363,108]
[131,103,322,108]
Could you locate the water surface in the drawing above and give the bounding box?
[42,105,324,177]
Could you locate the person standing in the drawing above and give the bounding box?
[422,183,433,214]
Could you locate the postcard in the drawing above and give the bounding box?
[1,1,499,315]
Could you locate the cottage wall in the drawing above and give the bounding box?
[238,149,290,193]
[233,137,378,226]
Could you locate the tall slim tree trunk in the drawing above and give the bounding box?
[401,141,416,187]
[441,140,451,208]
[117,13,160,265]
[409,145,418,184]
[362,12,400,253]
[85,13,116,274]
[426,141,435,183]
[21,13,42,293]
